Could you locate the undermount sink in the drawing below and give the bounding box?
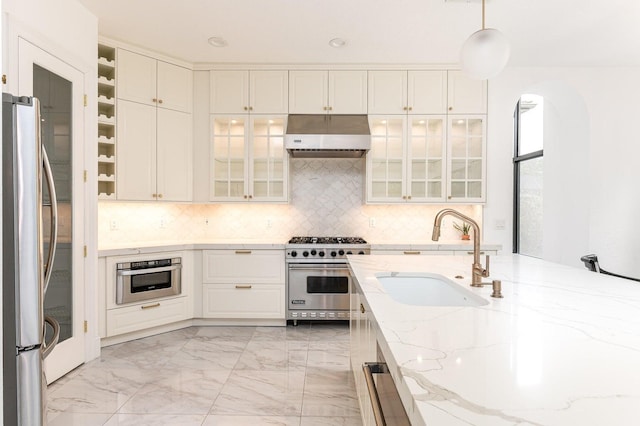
[375,272,488,307]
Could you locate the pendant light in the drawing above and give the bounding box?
[460,0,510,80]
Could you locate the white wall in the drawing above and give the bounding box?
[485,67,640,277]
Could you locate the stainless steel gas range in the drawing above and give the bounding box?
[285,236,370,324]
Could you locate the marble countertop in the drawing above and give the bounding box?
[347,254,640,426]
[98,240,501,257]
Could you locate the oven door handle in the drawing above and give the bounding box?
[288,264,350,271]
[116,264,182,276]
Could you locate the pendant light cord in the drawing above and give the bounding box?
[482,0,486,30]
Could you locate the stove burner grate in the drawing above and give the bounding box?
[288,236,367,244]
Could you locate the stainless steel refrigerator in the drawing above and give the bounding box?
[3,93,60,425]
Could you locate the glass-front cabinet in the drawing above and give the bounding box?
[447,115,486,202]
[367,115,446,203]
[210,115,288,202]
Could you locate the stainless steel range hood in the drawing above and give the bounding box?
[285,114,371,158]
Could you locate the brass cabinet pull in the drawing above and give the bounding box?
[249,106,253,111]
[235,285,252,289]
[141,303,160,310]
[360,303,365,314]
[408,106,412,111]
[467,251,485,255]
[152,98,157,103]
[158,99,163,104]
[403,251,420,255]
[403,106,408,111]
[449,106,453,111]
[244,106,248,111]
[407,195,411,200]
[235,250,252,254]
[157,193,163,199]
[152,193,157,198]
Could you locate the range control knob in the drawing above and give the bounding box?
[330,251,337,257]
[346,251,353,255]
[303,251,309,257]
[291,251,298,257]
[318,251,325,257]
[358,251,365,255]
[338,250,345,256]
[310,249,317,256]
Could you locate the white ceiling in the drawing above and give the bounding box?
[78,0,640,67]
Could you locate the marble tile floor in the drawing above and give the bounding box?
[46,322,363,426]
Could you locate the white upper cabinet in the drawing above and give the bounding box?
[289,70,367,114]
[368,70,447,115]
[117,49,192,113]
[409,71,448,114]
[210,70,288,114]
[447,71,487,114]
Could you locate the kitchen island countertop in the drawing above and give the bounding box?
[347,254,640,426]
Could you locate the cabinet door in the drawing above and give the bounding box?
[447,71,487,114]
[210,70,249,113]
[408,70,447,114]
[157,61,193,113]
[202,284,285,319]
[249,116,288,202]
[210,116,248,201]
[116,100,157,201]
[328,70,367,114]
[250,70,288,114]
[367,70,407,114]
[202,250,285,284]
[288,70,327,114]
[447,115,486,202]
[367,116,407,202]
[407,116,446,201]
[117,49,157,107]
[156,109,193,201]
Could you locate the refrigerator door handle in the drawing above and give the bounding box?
[42,315,59,359]
[42,145,57,294]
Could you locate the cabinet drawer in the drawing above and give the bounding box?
[106,297,189,337]
[202,284,285,319]
[370,250,454,256]
[202,250,284,283]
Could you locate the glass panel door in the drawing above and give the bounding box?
[447,116,486,201]
[407,116,446,201]
[368,116,406,202]
[211,116,247,200]
[250,116,287,201]
[19,38,85,383]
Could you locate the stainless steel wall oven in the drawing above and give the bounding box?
[116,257,182,305]
[286,237,369,323]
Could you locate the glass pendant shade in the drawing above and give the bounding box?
[460,28,510,80]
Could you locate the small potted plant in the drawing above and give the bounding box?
[453,221,471,240]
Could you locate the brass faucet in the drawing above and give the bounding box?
[432,208,490,287]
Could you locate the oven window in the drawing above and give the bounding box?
[131,271,172,293]
[307,276,349,294]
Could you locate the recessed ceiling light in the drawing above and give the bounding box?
[328,38,347,48]
[208,36,228,48]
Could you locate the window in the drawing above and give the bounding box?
[513,94,544,257]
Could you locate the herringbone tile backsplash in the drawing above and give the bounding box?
[98,159,482,247]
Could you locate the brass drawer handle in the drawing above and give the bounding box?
[235,285,252,289]
[403,251,420,255]
[467,251,485,255]
[235,250,252,254]
[141,303,160,310]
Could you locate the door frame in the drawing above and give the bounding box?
[17,37,87,383]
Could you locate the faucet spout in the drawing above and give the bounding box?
[431,208,490,287]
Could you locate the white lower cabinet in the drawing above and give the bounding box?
[201,249,285,320]
[102,250,192,338]
[351,279,377,426]
[202,284,284,318]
